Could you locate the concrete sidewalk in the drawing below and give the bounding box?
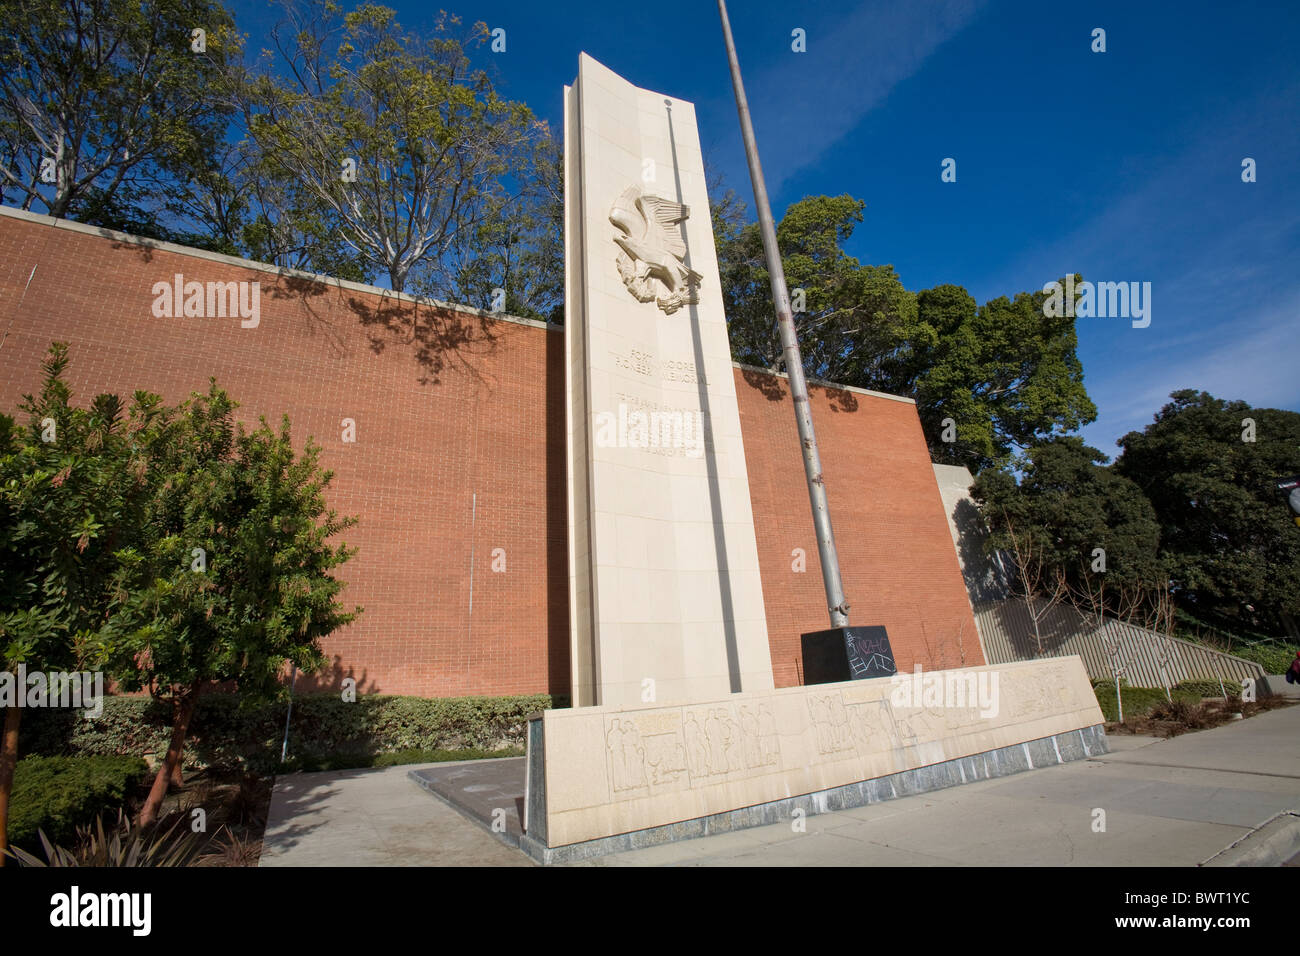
[580,705,1300,866]
[259,704,1300,867]
[258,761,531,866]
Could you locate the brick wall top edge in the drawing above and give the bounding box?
[0,203,918,410]
[0,203,548,332]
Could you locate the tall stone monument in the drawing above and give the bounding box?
[564,53,774,707]
[501,51,1108,865]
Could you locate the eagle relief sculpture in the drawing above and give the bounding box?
[609,184,703,315]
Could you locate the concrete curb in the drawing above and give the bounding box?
[1200,811,1300,867]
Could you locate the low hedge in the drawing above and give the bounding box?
[286,745,526,773]
[1231,642,1299,675]
[16,692,562,775]
[1171,678,1233,698]
[7,754,149,850]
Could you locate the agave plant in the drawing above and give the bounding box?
[3,809,208,867]
[198,826,261,867]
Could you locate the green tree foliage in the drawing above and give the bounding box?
[0,346,157,669]
[0,0,239,223]
[99,383,360,823]
[0,343,164,858]
[718,193,918,386]
[0,1,559,294]
[972,436,1164,599]
[1,344,360,841]
[1115,391,1300,636]
[176,135,377,276]
[913,281,1097,472]
[712,192,1095,472]
[238,2,545,293]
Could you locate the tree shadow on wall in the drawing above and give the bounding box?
[739,367,860,413]
[952,498,1011,604]
[294,655,377,697]
[819,383,859,414]
[109,234,159,264]
[741,367,787,402]
[102,234,500,387]
[344,291,501,387]
[262,273,350,358]
[983,596,1081,659]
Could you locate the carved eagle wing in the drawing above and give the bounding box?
[637,195,690,259]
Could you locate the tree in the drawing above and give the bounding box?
[0,344,159,860]
[238,2,544,293]
[1142,578,1178,702]
[715,193,918,385]
[164,134,376,276]
[0,0,238,222]
[433,134,564,322]
[712,185,774,367]
[907,279,1097,472]
[712,193,1096,472]
[1072,572,1127,721]
[972,436,1164,601]
[996,513,1069,656]
[99,383,360,824]
[1115,390,1300,637]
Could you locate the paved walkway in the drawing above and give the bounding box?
[260,705,1300,867]
[259,761,530,867]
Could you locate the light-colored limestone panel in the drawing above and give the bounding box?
[565,52,774,708]
[538,657,1104,847]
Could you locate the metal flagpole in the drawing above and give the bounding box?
[717,0,850,628]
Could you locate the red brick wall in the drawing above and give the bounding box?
[735,370,983,686]
[0,210,979,698]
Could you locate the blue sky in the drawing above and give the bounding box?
[230,0,1300,456]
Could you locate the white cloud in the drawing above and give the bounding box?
[1081,292,1300,451]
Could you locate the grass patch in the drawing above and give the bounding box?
[1171,678,1231,697]
[1091,682,1202,723]
[1091,676,1295,739]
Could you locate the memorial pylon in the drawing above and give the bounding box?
[564,53,774,707]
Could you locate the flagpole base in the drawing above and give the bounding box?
[801,626,897,684]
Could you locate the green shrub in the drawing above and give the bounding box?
[1231,642,1299,675]
[281,745,526,773]
[8,755,149,850]
[18,692,562,774]
[370,746,524,768]
[1172,678,1230,697]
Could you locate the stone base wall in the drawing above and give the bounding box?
[525,657,1104,858]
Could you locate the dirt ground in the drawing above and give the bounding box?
[1106,694,1293,738]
